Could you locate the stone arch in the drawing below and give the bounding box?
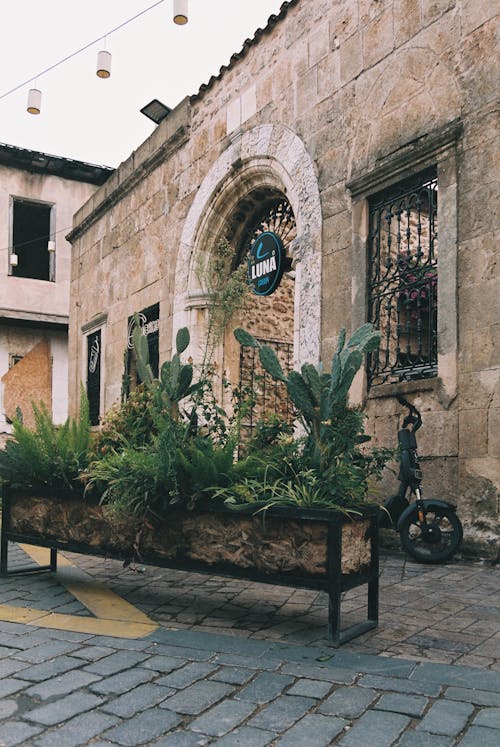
[173,124,322,367]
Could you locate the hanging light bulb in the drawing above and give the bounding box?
[173,0,188,25]
[27,88,41,115]
[47,240,56,252]
[10,252,18,266]
[96,50,112,78]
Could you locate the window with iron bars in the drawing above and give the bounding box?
[367,167,438,387]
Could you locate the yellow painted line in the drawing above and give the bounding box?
[0,543,159,639]
[0,604,157,637]
[20,544,153,624]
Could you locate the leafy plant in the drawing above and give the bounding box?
[0,388,91,493]
[229,323,392,511]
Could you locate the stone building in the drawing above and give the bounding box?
[67,0,499,558]
[0,143,112,438]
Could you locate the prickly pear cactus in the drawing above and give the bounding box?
[234,323,381,467]
[132,314,194,421]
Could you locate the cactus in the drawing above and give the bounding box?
[233,323,381,469]
[132,314,195,421]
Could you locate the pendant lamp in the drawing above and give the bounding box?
[173,0,188,25]
[27,88,41,115]
[96,50,112,78]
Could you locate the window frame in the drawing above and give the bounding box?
[9,195,56,282]
[346,120,461,405]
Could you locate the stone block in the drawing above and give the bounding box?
[317,50,341,101]
[363,8,394,68]
[422,0,456,27]
[296,67,318,117]
[418,410,458,457]
[461,0,498,36]
[340,709,410,746]
[416,699,474,736]
[309,23,330,67]
[488,408,500,457]
[340,32,363,85]
[459,408,488,457]
[247,695,316,732]
[394,0,422,47]
[319,686,377,718]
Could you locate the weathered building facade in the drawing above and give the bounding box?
[0,144,112,437]
[68,0,499,558]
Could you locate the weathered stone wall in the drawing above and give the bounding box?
[69,0,499,557]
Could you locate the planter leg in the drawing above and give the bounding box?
[50,548,58,572]
[0,533,8,577]
[327,522,342,646]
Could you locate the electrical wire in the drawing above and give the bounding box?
[0,0,167,101]
[2,223,73,254]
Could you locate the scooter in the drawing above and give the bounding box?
[380,396,463,563]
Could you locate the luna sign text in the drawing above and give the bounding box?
[247,231,285,296]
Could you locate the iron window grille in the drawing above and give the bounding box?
[367,167,438,386]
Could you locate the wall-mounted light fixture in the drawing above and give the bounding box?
[27,88,41,114]
[96,49,112,78]
[173,0,188,25]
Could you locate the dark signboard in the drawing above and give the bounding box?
[127,303,160,381]
[87,329,101,426]
[247,231,286,296]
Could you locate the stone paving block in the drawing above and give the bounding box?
[236,671,294,704]
[13,655,84,682]
[71,645,116,662]
[374,693,428,717]
[156,661,218,688]
[25,670,101,700]
[416,699,475,736]
[40,629,92,643]
[160,680,234,715]
[397,730,454,746]
[0,678,28,698]
[85,635,151,651]
[14,639,80,664]
[213,652,280,670]
[0,699,18,720]
[338,710,411,747]
[0,719,43,746]
[247,695,316,732]
[286,677,332,698]
[101,707,182,746]
[318,685,378,718]
[445,686,500,706]
[473,707,500,728]
[457,725,500,746]
[411,662,500,692]
[102,682,174,717]
[83,650,150,676]
[89,666,157,695]
[274,713,346,746]
[153,732,210,746]
[209,666,255,685]
[189,699,257,736]
[32,710,119,747]
[0,658,31,679]
[23,691,104,726]
[144,643,212,661]
[358,674,442,697]
[140,654,186,673]
[280,662,356,684]
[212,725,276,746]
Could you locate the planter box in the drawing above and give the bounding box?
[1,489,379,646]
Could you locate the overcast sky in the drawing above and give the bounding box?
[0,0,285,168]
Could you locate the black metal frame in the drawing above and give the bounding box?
[367,167,438,386]
[0,490,379,646]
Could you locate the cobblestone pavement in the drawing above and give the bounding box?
[0,545,499,746]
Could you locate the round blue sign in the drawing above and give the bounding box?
[247,231,286,296]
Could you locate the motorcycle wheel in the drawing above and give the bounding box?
[399,506,463,563]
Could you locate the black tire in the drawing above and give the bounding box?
[399,506,463,563]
